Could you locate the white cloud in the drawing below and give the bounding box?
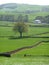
[0,0,49,5]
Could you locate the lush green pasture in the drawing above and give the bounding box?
[38,33,49,36]
[0,37,49,54]
[0,57,49,65]
[0,26,49,54]
[0,21,14,26]
[0,27,13,36]
[29,27,49,35]
[0,37,49,65]
[0,9,49,65]
[0,26,49,36]
[0,25,49,65]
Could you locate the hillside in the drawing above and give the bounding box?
[0,3,49,13]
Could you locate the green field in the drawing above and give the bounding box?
[0,22,49,65]
[0,57,49,65]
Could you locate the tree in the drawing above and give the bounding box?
[17,14,23,22]
[44,15,49,23]
[23,15,28,22]
[13,22,28,38]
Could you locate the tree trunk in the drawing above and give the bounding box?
[20,32,22,38]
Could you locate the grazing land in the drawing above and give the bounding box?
[0,21,49,65]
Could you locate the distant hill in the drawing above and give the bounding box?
[0,3,17,9]
[0,3,49,13]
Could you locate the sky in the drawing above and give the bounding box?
[0,0,49,5]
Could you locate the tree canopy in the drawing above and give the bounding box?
[13,22,28,38]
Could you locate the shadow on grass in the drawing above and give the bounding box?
[24,54,49,57]
[0,53,11,57]
[9,36,49,40]
[0,53,49,57]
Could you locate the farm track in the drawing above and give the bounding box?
[0,40,49,57]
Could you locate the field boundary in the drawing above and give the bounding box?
[0,24,49,27]
[0,40,49,57]
[0,31,49,38]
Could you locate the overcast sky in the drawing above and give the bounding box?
[0,0,49,5]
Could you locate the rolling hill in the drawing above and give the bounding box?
[0,3,49,13]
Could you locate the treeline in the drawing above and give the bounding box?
[34,15,49,24]
[0,14,29,22]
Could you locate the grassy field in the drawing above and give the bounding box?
[0,57,49,65]
[0,22,49,65]
[0,26,49,36]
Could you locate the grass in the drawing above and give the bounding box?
[0,25,49,54]
[0,22,49,65]
[0,57,49,65]
[0,38,41,52]
[0,26,49,36]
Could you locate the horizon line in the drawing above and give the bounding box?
[0,2,49,6]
